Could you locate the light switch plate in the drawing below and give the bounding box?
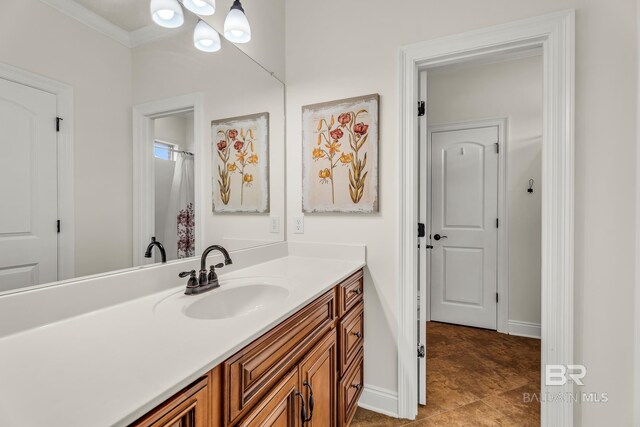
[294,216,304,234]
[269,216,280,234]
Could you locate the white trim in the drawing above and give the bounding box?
[39,0,189,49]
[508,320,542,339]
[417,70,428,406]
[39,0,131,47]
[423,118,509,334]
[133,94,205,267]
[129,25,179,48]
[635,0,640,424]
[0,63,75,281]
[398,10,575,425]
[358,385,399,419]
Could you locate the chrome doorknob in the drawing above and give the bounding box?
[433,234,448,241]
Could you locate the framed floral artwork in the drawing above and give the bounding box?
[212,112,269,213]
[302,94,379,213]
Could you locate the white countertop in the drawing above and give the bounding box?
[0,255,364,427]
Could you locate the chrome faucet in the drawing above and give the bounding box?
[144,237,166,263]
[179,245,233,295]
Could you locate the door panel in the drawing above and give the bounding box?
[443,143,485,228]
[0,78,58,292]
[299,330,337,427]
[430,126,498,329]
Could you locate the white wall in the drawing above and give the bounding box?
[132,32,286,249]
[153,158,175,248]
[0,0,133,278]
[154,115,189,148]
[204,0,286,81]
[427,56,543,326]
[285,1,637,424]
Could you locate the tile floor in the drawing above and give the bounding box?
[352,321,540,426]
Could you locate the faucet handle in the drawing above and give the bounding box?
[207,264,224,284]
[179,270,196,278]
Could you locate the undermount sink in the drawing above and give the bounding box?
[184,284,289,320]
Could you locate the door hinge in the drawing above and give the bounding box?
[496,218,499,228]
[495,142,500,153]
[496,292,499,303]
[418,101,426,117]
[57,220,61,233]
[56,117,63,132]
[417,344,425,358]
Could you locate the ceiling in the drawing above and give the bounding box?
[72,0,151,32]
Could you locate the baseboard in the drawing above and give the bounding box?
[508,320,541,339]
[357,384,399,418]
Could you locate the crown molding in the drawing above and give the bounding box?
[129,24,169,48]
[40,0,133,47]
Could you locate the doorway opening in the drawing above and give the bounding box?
[153,112,196,262]
[417,52,543,425]
[398,11,575,426]
[133,93,204,267]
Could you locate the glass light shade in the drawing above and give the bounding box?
[193,20,221,52]
[150,0,184,28]
[182,0,215,16]
[224,2,251,43]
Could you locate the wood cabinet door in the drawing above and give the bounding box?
[131,377,210,427]
[298,330,338,427]
[235,369,301,427]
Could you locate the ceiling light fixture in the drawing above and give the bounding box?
[224,0,251,44]
[150,0,185,28]
[193,20,221,52]
[182,0,215,16]
[151,0,251,52]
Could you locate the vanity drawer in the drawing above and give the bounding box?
[223,289,336,425]
[338,270,364,316]
[339,301,364,376]
[338,349,364,427]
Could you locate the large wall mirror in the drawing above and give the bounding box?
[0,0,286,295]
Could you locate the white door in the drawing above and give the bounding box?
[430,125,498,330]
[0,78,58,292]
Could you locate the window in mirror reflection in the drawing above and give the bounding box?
[154,140,177,161]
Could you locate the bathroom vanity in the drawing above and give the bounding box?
[132,269,365,427]
[0,243,365,427]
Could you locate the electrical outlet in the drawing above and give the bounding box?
[294,216,304,234]
[270,216,280,234]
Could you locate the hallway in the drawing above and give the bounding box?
[353,322,540,426]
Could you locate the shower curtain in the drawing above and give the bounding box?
[164,153,195,259]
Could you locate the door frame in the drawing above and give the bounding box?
[0,63,75,281]
[398,10,575,425]
[419,118,508,331]
[132,93,204,266]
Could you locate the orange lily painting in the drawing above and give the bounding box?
[211,113,269,213]
[303,94,379,213]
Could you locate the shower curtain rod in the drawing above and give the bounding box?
[163,147,194,156]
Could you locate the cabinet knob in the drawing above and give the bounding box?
[350,288,362,295]
[353,331,362,339]
[351,383,362,391]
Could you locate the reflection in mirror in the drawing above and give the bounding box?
[153,112,196,262]
[0,0,285,295]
